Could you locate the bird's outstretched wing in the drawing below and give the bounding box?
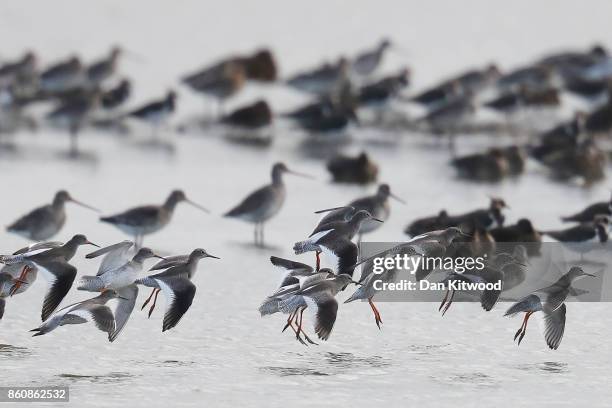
[35,259,77,321]
[109,284,139,342]
[543,303,566,350]
[156,278,197,332]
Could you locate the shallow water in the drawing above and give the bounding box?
[1,1,612,407]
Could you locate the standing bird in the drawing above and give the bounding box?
[286,58,349,95]
[504,266,595,349]
[7,190,99,241]
[86,46,122,87]
[181,61,245,116]
[135,248,219,332]
[39,56,83,94]
[294,210,383,276]
[30,290,124,340]
[126,90,176,139]
[100,190,208,248]
[318,184,404,241]
[224,162,311,246]
[0,242,64,299]
[47,91,100,156]
[351,39,392,77]
[0,234,99,321]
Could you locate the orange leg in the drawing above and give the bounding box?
[515,311,533,345]
[296,306,306,339]
[147,289,161,318]
[9,266,32,296]
[441,290,455,316]
[368,297,383,329]
[286,317,308,346]
[141,288,157,310]
[438,289,449,312]
[282,309,297,333]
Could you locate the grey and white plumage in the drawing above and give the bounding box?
[39,56,84,93]
[258,257,319,317]
[504,266,595,349]
[100,190,208,247]
[294,210,382,276]
[135,248,218,331]
[351,39,391,77]
[317,184,404,238]
[436,254,518,315]
[30,290,123,340]
[225,162,310,246]
[0,273,28,320]
[354,227,467,279]
[6,190,99,241]
[78,245,163,292]
[0,235,99,321]
[288,274,355,341]
[109,284,139,342]
[86,47,121,87]
[286,58,349,95]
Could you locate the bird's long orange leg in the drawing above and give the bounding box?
[9,266,32,296]
[368,297,383,329]
[295,306,305,340]
[286,317,308,345]
[516,311,533,345]
[282,309,297,333]
[147,289,161,318]
[141,288,157,310]
[441,290,456,316]
[438,289,449,312]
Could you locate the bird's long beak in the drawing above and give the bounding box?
[70,198,100,213]
[314,206,351,214]
[186,199,210,213]
[372,217,384,223]
[153,254,166,260]
[86,240,101,248]
[206,253,220,260]
[287,169,315,180]
[584,272,596,277]
[118,296,129,300]
[390,193,406,204]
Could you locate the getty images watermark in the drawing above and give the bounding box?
[370,252,501,292]
[358,242,608,302]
